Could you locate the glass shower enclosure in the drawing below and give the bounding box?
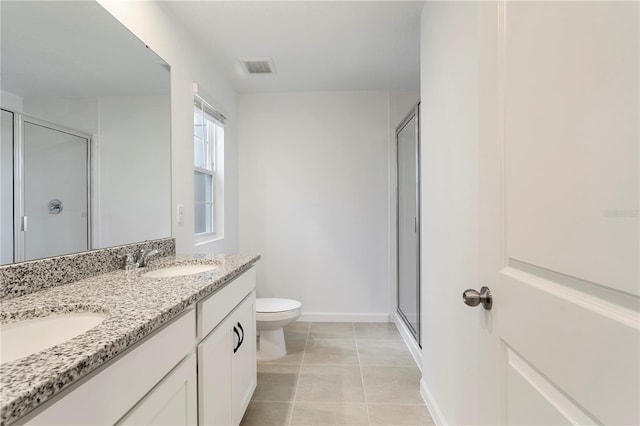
[396,104,421,345]
[0,109,90,264]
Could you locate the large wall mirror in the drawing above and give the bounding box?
[0,1,171,265]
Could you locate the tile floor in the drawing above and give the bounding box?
[240,322,435,426]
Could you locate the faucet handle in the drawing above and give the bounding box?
[137,248,160,267]
[118,252,138,270]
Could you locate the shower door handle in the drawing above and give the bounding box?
[22,216,28,232]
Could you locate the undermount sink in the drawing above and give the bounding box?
[1,312,107,364]
[141,264,218,278]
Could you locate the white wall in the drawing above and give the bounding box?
[97,96,171,247]
[239,91,391,320]
[98,1,239,255]
[22,97,99,135]
[419,2,482,424]
[390,90,419,129]
[1,90,24,112]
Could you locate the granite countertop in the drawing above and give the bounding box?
[0,253,260,425]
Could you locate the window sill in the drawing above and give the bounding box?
[195,234,224,247]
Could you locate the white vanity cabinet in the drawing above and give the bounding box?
[17,266,257,426]
[23,310,197,426]
[197,268,257,426]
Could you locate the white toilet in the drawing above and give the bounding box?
[256,298,302,361]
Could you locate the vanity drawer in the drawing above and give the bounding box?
[197,267,256,341]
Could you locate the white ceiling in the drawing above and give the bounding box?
[1,1,169,99]
[161,1,424,93]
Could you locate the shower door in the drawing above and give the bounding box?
[0,110,14,264]
[21,119,90,261]
[396,105,420,345]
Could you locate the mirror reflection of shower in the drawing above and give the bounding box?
[0,110,90,264]
[0,110,13,264]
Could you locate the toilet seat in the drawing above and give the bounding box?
[256,298,301,313]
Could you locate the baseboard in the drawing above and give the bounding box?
[298,312,391,322]
[420,378,447,425]
[393,312,422,370]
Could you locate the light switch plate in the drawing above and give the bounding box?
[177,204,184,224]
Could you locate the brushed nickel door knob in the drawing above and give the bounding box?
[463,286,492,310]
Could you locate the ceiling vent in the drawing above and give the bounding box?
[240,57,276,75]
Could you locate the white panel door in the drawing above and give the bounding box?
[477,2,639,424]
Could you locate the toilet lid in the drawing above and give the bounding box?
[256,298,301,313]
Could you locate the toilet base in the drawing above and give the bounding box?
[257,328,287,361]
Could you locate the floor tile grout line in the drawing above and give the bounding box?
[353,322,372,426]
[359,363,420,368]
[365,402,432,406]
[253,401,383,405]
[248,322,429,426]
[287,363,360,367]
[306,337,359,341]
[286,320,310,426]
[251,398,430,407]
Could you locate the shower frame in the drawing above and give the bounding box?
[395,102,421,347]
[6,110,93,263]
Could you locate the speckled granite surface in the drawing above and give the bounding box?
[0,253,260,425]
[0,238,175,300]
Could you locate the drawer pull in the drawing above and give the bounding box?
[233,322,245,354]
[233,326,241,353]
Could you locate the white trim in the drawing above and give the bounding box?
[90,134,101,249]
[194,104,223,239]
[192,83,229,119]
[194,234,223,247]
[388,117,399,322]
[298,312,391,323]
[503,263,639,326]
[393,311,421,369]
[420,378,448,426]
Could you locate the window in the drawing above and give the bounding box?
[194,95,224,242]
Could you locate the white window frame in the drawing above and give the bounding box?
[194,95,225,245]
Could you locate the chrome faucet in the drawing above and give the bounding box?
[137,248,159,267]
[119,252,138,271]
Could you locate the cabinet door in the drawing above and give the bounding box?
[198,315,234,425]
[199,292,257,426]
[119,353,197,426]
[231,292,256,425]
